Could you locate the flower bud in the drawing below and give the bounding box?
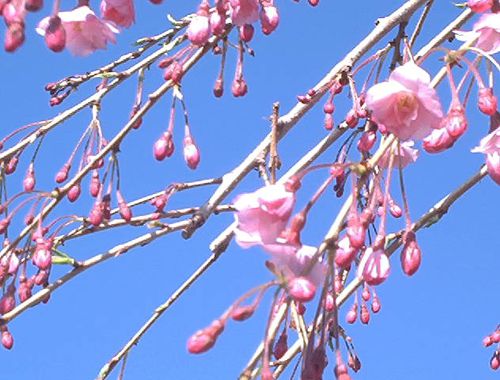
[273,329,288,359]
[239,24,254,42]
[1,329,13,350]
[117,190,132,222]
[55,164,70,183]
[187,2,211,46]
[67,183,81,202]
[89,201,104,226]
[401,232,422,276]
[346,304,357,324]
[357,130,377,152]
[187,330,215,354]
[288,277,316,303]
[423,128,455,153]
[23,163,36,192]
[478,87,498,116]
[444,107,467,138]
[260,5,279,35]
[24,0,43,12]
[360,303,370,324]
[44,15,66,52]
[32,240,52,270]
[230,305,255,321]
[183,136,200,170]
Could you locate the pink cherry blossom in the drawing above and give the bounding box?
[455,13,500,55]
[357,247,390,286]
[228,0,259,27]
[100,0,135,28]
[263,243,326,286]
[365,61,444,141]
[36,6,119,56]
[378,140,419,169]
[187,1,211,45]
[468,0,493,13]
[233,184,295,248]
[471,127,500,184]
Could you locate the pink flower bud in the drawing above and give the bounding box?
[357,247,390,286]
[335,235,358,269]
[210,10,226,36]
[56,164,70,183]
[324,113,334,130]
[205,319,225,339]
[468,0,493,13]
[0,218,11,234]
[34,270,49,286]
[24,0,43,12]
[5,22,25,52]
[273,330,288,359]
[151,193,168,212]
[153,132,174,161]
[187,330,215,354]
[401,233,422,276]
[288,276,316,303]
[345,109,359,128]
[18,278,33,302]
[0,286,16,314]
[346,304,357,324]
[163,61,183,83]
[32,238,52,270]
[230,305,255,321]
[444,107,467,138]
[360,303,370,324]
[1,330,13,350]
[187,3,211,46]
[3,3,23,24]
[260,5,279,35]
[67,183,81,202]
[361,286,370,301]
[308,0,320,6]
[423,128,455,153]
[492,331,500,343]
[44,15,66,53]
[483,335,493,347]
[239,24,254,42]
[23,163,36,192]
[346,214,366,249]
[357,130,377,153]
[117,191,132,222]
[490,352,500,371]
[321,293,334,312]
[213,77,224,97]
[371,295,381,313]
[89,170,101,197]
[183,136,201,170]
[89,201,104,226]
[389,201,402,218]
[231,78,248,97]
[478,87,498,116]
[5,156,18,174]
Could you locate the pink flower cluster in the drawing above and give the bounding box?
[186,0,280,47]
[233,184,326,301]
[35,0,135,56]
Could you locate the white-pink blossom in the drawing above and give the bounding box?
[233,184,295,248]
[455,13,500,55]
[100,0,135,28]
[365,61,444,141]
[357,247,390,286]
[472,127,500,185]
[378,140,419,169]
[36,6,119,56]
[228,0,259,26]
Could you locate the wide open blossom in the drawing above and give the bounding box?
[233,184,295,248]
[263,243,326,286]
[472,127,500,184]
[365,61,444,141]
[378,140,419,169]
[100,0,135,28]
[228,0,259,26]
[455,12,500,55]
[357,247,390,286]
[37,6,119,56]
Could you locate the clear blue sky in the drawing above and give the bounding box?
[0,1,498,379]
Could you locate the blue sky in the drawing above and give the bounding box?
[0,1,498,379]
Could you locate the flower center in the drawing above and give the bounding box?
[395,92,417,115]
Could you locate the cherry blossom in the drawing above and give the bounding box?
[228,0,259,27]
[100,0,135,28]
[471,127,500,184]
[36,6,119,56]
[357,247,390,286]
[263,243,326,286]
[365,61,444,141]
[233,184,295,248]
[378,140,419,169]
[455,12,500,55]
